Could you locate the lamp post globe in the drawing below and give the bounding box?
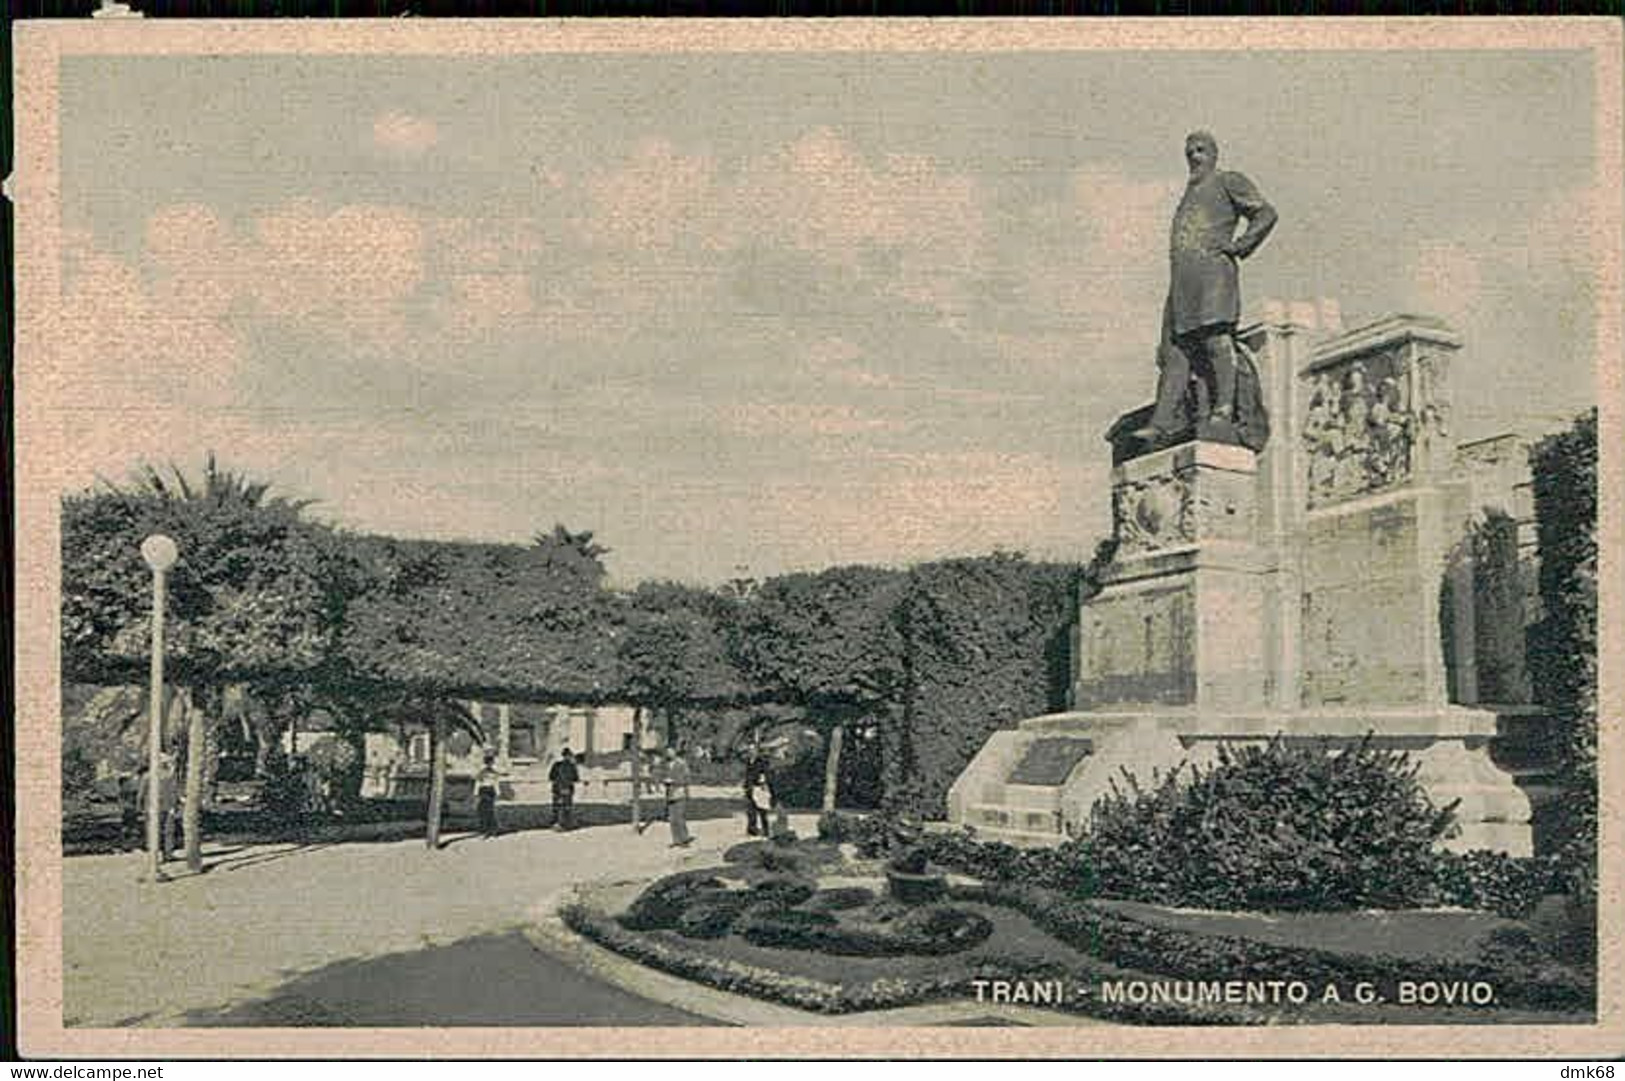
[141,534,179,573]
[140,533,178,881]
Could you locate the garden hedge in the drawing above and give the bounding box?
[882,554,1081,818]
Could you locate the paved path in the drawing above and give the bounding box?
[181,931,717,1027]
[63,810,811,1027]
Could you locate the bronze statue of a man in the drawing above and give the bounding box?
[1132,131,1277,445]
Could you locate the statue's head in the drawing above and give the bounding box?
[1184,131,1219,174]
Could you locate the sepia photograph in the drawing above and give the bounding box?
[10,18,1621,1058]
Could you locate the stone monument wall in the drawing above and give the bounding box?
[1294,316,1463,710]
[950,306,1543,855]
[1301,495,1436,705]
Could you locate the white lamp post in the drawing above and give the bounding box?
[140,534,178,882]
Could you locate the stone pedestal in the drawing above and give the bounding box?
[948,310,1537,855]
[1074,440,1269,714]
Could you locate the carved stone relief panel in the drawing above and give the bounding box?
[1112,453,1256,557]
[1303,345,1453,508]
[1114,473,1192,556]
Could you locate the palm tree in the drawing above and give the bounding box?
[106,453,323,871]
[124,452,315,518]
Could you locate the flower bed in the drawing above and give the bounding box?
[565,898,1010,1014]
[949,882,1594,1016]
[560,847,1594,1025]
[563,888,1266,1022]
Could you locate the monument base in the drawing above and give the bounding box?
[945,708,1536,854]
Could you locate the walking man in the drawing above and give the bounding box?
[549,748,580,831]
[476,750,502,838]
[119,769,141,849]
[664,746,693,848]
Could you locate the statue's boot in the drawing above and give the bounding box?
[1127,424,1165,442]
[1206,333,1239,421]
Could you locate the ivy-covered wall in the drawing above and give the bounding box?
[1526,409,1597,888]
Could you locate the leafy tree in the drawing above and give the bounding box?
[60,456,344,870]
[732,566,908,811]
[336,531,621,845]
[338,535,621,697]
[618,582,749,722]
[533,523,611,586]
[615,581,756,825]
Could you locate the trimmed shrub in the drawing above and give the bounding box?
[901,828,1094,896]
[954,881,1593,1015]
[817,809,873,843]
[674,892,754,940]
[885,867,947,904]
[758,844,807,874]
[722,840,806,875]
[804,887,877,912]
[737,901,991,958]
[724,838,844,874]
[302,734,360,812]
[1085,737,1456,911]
[567,889,1589,1024]
[749,876,817,909]
[259,758,313,818]
[721,840,770,865]
[880,820,1569,924]
[1430,850,1565,918]
[566,901,1014,1015]
[619,871,729,931]
[894,904,994,954]
[738,907,840,949]
[839,813,893,858]
[61,747,99,807]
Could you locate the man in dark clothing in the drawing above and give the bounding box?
[549,748,580,831]
[476,751,502,837]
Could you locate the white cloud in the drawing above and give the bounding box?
[436,272,536,339]
[729,128,985,317]
[248,201,425,348]
[371,111,439,156]
[953,163,1178,407]
[579,137,716,250]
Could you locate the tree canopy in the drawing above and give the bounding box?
[617,580,752,711]
[730,565,909,722]
[60,458,344,687]
[336,533,622,702]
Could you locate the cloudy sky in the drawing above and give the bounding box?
[51,48,1600,584]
